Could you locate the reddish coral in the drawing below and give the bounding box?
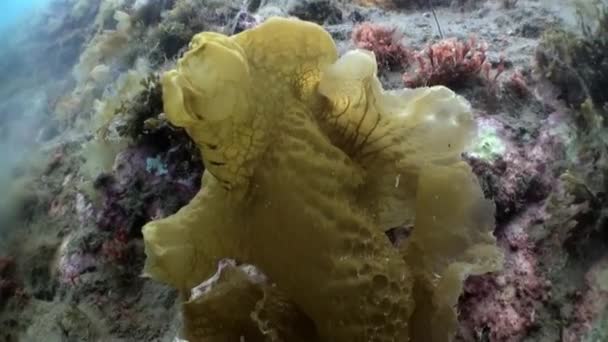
[403,36,491,88]
[504,70,531,98]
[352,22,411,71]
[483,55,506,93]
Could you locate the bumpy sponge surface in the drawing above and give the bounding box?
[142,17,503,342]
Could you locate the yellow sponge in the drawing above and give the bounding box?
[142,17,502,342]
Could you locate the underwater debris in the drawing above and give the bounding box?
[142,17,502,341]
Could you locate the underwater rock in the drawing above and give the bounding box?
[563,258,608,341]
[132,0,174,27]
[142,17,502,341]
[0,257,17,306]
[231,11,258,34]
[390,0,453,9]
[465,113,567,224]
[21,301,102,342]
[23,244,58,300]
[521,170,608,341]
[536,5,608,111]
[458,205,552,341]
[57,253,97,285]
[289,0,343,25]
[94,143,201,237]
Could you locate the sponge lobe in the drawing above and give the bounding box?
[142,17,502,342]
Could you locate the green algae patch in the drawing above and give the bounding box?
[469,124,506,161]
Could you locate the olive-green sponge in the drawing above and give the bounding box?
[142,17,503,342]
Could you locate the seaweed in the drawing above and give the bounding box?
[536,1,608,116]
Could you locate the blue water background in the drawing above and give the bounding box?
[0,0,50,31]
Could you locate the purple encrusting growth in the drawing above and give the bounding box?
[458,204,552,341]
[457,107,575,340]
[94,144,202,237]
[465,111,568,224]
